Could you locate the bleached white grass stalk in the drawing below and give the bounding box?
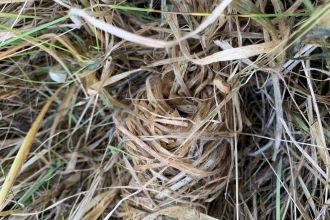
[68,0,232,48]
[282,44,315,74]
[264,44,315,88]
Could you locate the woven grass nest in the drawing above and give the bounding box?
[114,73,238,218]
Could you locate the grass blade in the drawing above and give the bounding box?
[0,84,66,208]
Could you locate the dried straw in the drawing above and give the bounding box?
[114,74,236,218]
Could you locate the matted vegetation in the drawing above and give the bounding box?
[0,0,330,219]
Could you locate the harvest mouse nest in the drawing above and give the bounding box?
[114,74,238,218]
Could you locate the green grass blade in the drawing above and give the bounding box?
[19,160,62,205]
[0,12,44,19]
[0,15,69,48]
[276,156,283,220]
[0,16,90,61]
[301,0,315,12]
[293,114,309,132]
[108,145,139,160]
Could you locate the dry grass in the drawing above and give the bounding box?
[0,0,330,219]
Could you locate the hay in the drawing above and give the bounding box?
[1,0,330,219]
